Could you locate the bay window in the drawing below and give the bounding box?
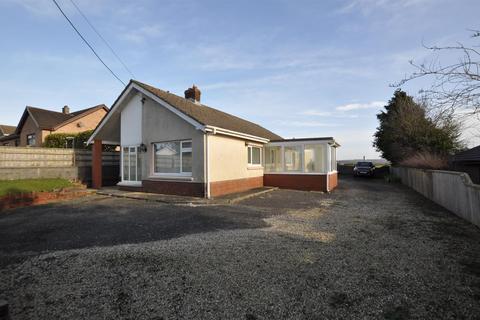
[153,140,192,175]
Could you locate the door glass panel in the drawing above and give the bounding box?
[129,149,136,181]
[123,147,129,180]
[122,146,139,181]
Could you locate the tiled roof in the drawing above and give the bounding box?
[0,124,16,136]
[19,104,108,132]
[132,80,282,141]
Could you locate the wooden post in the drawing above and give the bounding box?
[92,139,102,189]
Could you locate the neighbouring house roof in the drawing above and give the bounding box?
[0,134,18,143]
[451,145,480,162]
[131,80,283,141]
[0,124,16,136]
[269,137,340,146]
[15,104,108,134]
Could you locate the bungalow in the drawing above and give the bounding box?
[0,104,108,147]
[88,80,339,198]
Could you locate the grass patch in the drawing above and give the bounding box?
[0,179,74,197]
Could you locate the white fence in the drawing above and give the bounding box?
[391,167,480,228]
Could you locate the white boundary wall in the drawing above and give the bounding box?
[392,167,480,228]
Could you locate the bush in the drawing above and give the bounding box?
[399,152,448,170]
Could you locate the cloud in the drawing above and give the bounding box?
[338,0,435,14]
[120,24,164,44]
[274,120,339,128]
[301,110,359,118]
[335,101,385,111]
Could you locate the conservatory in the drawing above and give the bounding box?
[263,137,339,192]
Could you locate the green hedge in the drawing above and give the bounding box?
[43,130,117,151]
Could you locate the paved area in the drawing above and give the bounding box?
[0,177,479,319]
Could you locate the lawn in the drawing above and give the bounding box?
[0,178,74,197]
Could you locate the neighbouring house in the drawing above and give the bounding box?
[87,80,339,198]
[450,145,480,184]
[0,125,17,146]
[0,104,108,147]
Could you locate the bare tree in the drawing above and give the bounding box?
[394,30,480,121]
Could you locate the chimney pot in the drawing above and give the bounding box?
[62,105,70,114]
[184,85,201,104]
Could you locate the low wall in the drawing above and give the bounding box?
[0,147,119,186]
[391,167,480,228]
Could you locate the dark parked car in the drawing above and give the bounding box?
[353,161,375,177]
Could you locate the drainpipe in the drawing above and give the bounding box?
[204,133,210,199]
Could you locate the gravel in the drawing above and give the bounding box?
[0,177,479,319]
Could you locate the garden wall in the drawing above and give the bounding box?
[0,147,119,186]
[391,167,480,228]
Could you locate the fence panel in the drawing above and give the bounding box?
[0,146,120,186]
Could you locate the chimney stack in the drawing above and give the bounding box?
[184,85,201,104]
[62,105,70,114]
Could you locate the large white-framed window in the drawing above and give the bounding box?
[247,145,262,166]
[153,140,192,176]
[122,146,141,182]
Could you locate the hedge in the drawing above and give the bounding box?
[43,130,117,151]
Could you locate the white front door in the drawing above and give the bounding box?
[122,146,141,183]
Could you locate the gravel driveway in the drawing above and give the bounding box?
[0,177,479,319]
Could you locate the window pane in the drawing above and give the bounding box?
[251,147,261,165]
[154,142,180,173]
[27,134,36,146]
[182,151,192,173]
[265,146,282,172]
[182,141,192,149]
[305,144,325,173]
[248,147,252,164]
[284,146,302,172]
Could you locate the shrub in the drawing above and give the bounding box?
[399,152,448,170]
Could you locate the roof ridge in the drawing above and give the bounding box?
[132,80,282,140]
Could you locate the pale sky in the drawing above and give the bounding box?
[0,0,479,159]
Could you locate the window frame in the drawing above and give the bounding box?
[247,145,262,167]
[26,133,36,146]
[152,139,193,177]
